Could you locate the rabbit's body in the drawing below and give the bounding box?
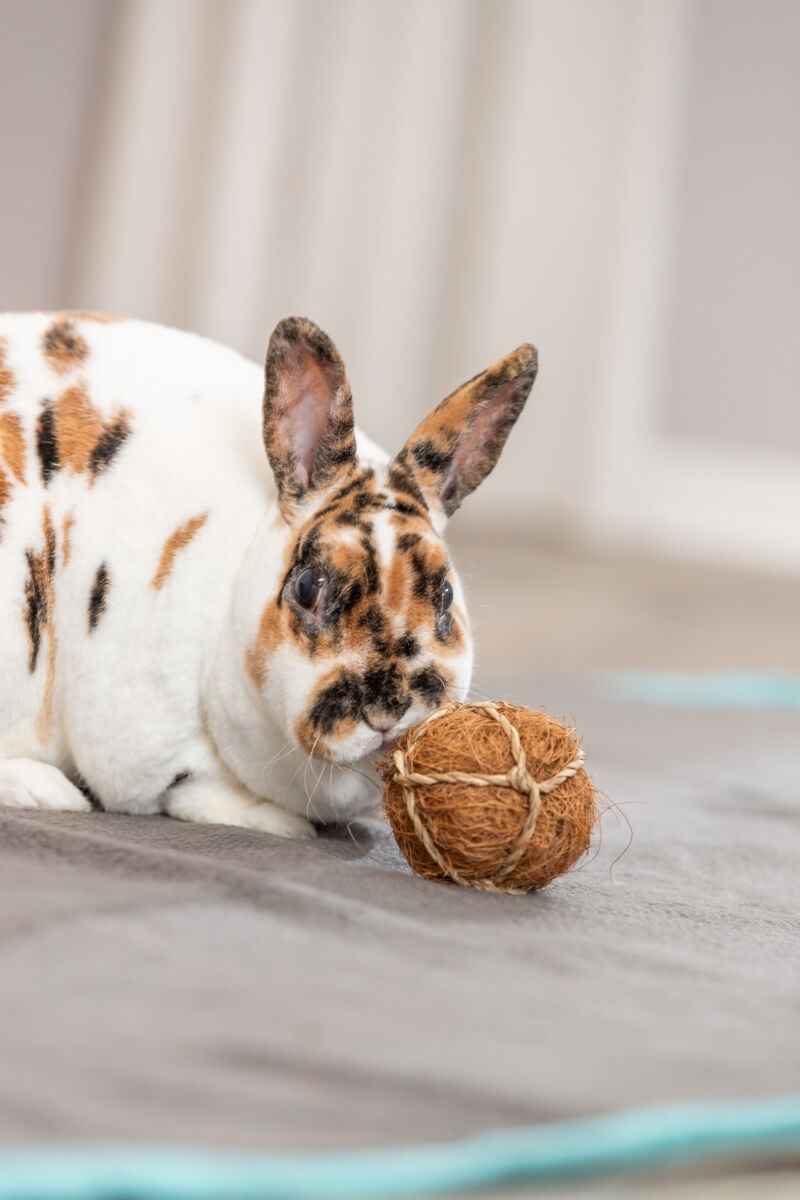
[0,312,536,835]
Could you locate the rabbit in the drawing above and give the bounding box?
[0,311,537,837]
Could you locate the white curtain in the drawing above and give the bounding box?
[6,0,796,569]
[70,0,675,536]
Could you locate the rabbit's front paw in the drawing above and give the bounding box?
[166,779,316,839]
[0,759,92,812]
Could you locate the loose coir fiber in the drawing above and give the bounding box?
[382,701,598,894]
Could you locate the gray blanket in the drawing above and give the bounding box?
[1,682,798,1153]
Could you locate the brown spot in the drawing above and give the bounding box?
[0,337,14,403]
[22,507,58,744]
[43,319,89,375]
[54,382,102,472]
[245,601,283,691]
[0,465,11,520]
[0,410,27,483]
[62,511,76,567]
[386,548,409,616]
[151,513,209,591]
[294,713,344,759]
[53,381,130,478]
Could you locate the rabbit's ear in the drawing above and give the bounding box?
[394,344,537,520]
[263,317,357,516]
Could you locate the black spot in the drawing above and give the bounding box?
[312,469,375,521]
[308,672,364,734]
[411,550,439,602]
[325,439,356,468]
[43,320,87,367]
[390,496,428,520]
[88,563,109,631]
[388,462,428,513]
[89,416,130,477]
[397,531,422,553]
[335,510,366,527]
[410,666,446,706]
[36,402,59,485]
[360,537,379,595]
[74,773,103,809]
[411,439,454,475]
[170,770,191,788]
[23,549,45,672]
[297,523,324,566]
[336,578,363,616]
[363,664,409,717]
[396,632,419,659]
[359,604,386,636]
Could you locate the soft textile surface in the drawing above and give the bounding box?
[0,684,798,1152]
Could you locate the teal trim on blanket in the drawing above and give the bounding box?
[601,671,800,710]
[1,1095,799,1199]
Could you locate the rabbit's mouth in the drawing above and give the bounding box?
[303,709,423,767]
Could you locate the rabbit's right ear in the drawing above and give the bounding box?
[263,317,357,518]
[392,343,538,523]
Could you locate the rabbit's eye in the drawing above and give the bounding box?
[295,568,324,610]
[441,578,454,610]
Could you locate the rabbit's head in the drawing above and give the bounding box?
[243,317,537,772]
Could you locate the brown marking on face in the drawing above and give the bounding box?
[43,319,89,375]
[245,530,304,690]
[294,680,360,759]
[53,382,131,478]
[294,713,349,760]
[245,600,284,691]
[151,513,209,591]
[387,516,442,622]
[62,511,76,567]
[21,507,58,743]
[249,464,469,755]
[0,410,27,483]
[0,337,14,404]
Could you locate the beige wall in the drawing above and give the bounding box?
[663,0,800,453]
[0,0,115,310]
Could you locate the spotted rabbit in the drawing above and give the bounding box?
[0,313,537,836]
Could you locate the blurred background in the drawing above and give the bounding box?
[1,0,798,684]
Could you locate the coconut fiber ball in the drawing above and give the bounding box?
[381,701,598,894]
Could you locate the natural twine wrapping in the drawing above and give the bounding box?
[381,701,597,894]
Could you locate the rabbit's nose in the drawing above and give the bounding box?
[365,713,398,734]
[364,696,411,737]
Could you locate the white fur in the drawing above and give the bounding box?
[0,314,473,835]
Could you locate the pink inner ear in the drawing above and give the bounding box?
[278,349,337,486]
[446,391,516,485]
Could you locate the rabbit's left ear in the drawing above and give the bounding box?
[394,343,538,520]
[263,317,357,517]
